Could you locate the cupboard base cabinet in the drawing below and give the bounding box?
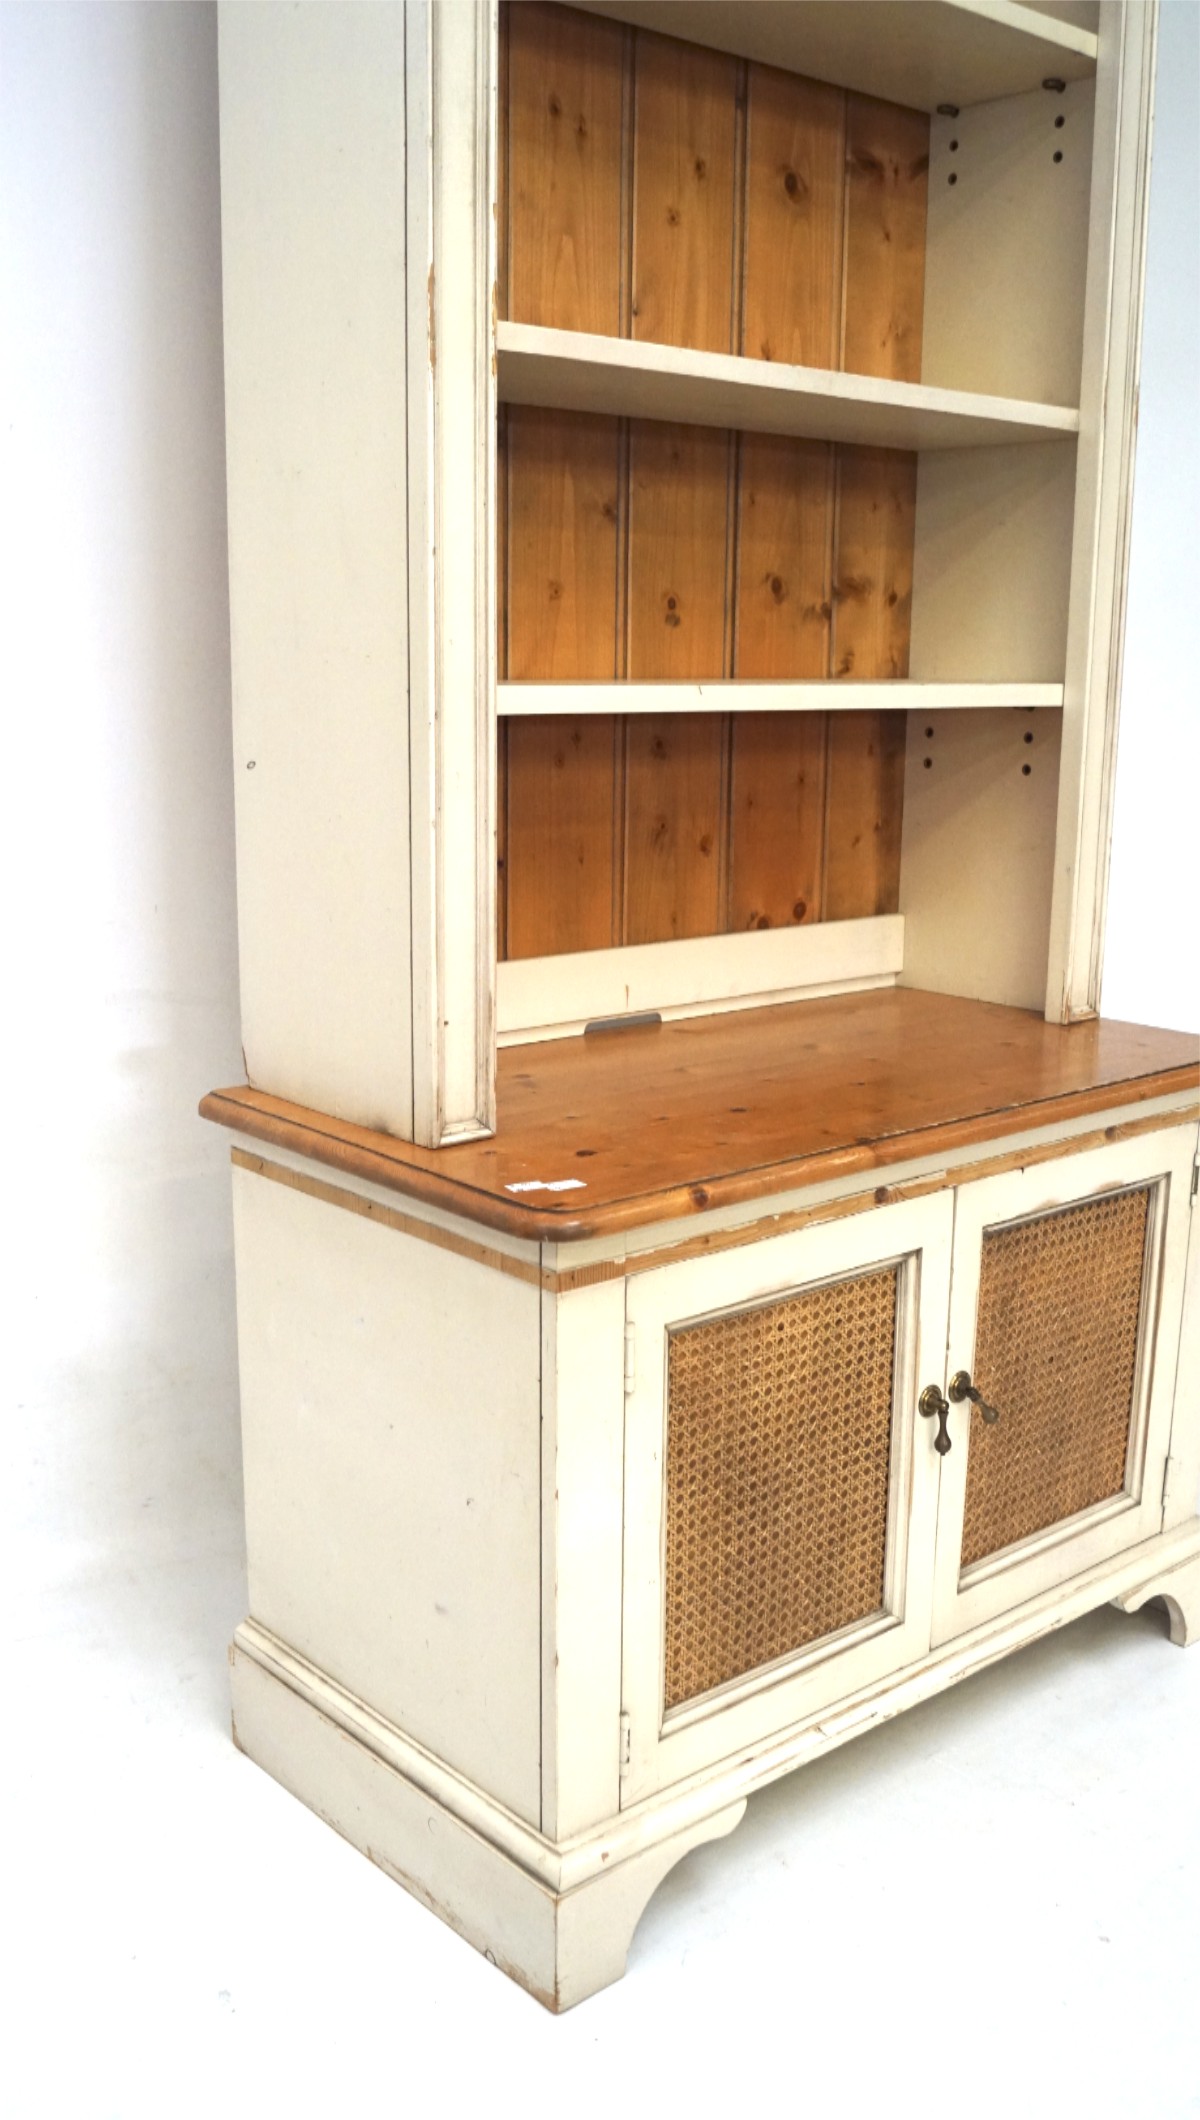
[204,993,1200,2009]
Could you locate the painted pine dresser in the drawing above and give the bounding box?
[205,0,1200,2007]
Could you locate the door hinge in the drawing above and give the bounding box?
[1190,1155,1199,1207]
[619,1710,632,1781]
[623,1320,636,1396]
[1162,1454,1178,1516]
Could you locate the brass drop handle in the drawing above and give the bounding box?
[919,1383,952,1455]
[949,1370,1001,1424]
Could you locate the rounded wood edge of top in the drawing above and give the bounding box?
[199,1088,567,1240]
[198,1065,1200,1247]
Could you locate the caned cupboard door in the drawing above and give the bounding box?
[930,1126,1198,1649]
[621,1194,953,1805]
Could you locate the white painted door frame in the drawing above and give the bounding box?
[1045,0,1159,1022]
[930,1123,1195,1646]
[620,1192,954,1806]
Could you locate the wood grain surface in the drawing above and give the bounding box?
[734,433,834,679]
[201,991,1200,1242]
[729,711,826,932]
[503,404,620,680]
[498,4,932,962]
[627,419,732,679]
[742,62,843,368]
[841,91,929,383]
[500,6,931,382]
[631,31,739,355]
[505,714,620,957]
[504,2,626,336]
[832,445,918,683]
[823,709,907,918]
[623,712,727,942]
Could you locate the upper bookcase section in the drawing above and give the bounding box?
[571,1,1098,111]
[500,3,1097,420]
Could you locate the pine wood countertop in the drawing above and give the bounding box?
[200,990,1199,1243]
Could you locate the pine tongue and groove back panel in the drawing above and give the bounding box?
[498,2,928,961]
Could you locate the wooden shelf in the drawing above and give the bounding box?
[570,1,1098,113]
[497,324,1080,452]
[201,991,1198,1245]
[499,682,1065,718]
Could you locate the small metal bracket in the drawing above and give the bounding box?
[585,1011,663,1036]
[619,1710,632,1781]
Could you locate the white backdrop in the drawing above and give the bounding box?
[2,5,1196,2114]
[4,2,243,1599]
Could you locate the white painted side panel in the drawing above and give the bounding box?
[1046,0,1159,1020]
[218,5,413,1134]
[231,1642,562,2003]
[909,440,1078,682]
[899,708,1061,1009]
[922,79,1095,407]
[231,1165,542,1825]
[540,1279,627,1841]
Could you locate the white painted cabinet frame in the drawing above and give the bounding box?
[219,0,497,1146]
[219,1103,1200,2008]
[1046,0,1158,1022]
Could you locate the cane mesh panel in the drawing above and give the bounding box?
[961,1186,1150,1571]
[663,1266,898,1713]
